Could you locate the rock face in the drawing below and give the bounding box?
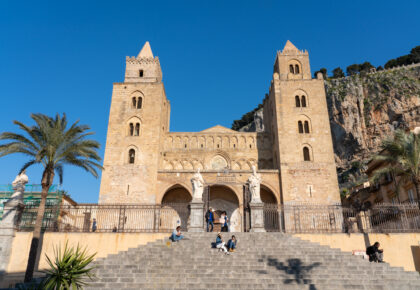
[327,65,420,182]
[239,108,264,132]
[236,65,420,185]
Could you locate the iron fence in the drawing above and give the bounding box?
[281,203,420,234]
[15,202,420,234]
[18,203,190,233]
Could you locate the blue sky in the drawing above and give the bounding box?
[0,0,419,203]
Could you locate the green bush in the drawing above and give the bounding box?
[42,242,96,289]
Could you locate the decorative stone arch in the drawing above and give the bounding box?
[172,159,183,170]
[246,136,255,149]
[190,136,198,149]
[293,89,309,108]
[182,136,189,149]
[198,136,205,149]
[124,144,139,164]
[183,160,193,170]
[288,59,302,75]
[297,114,312,134]
[163,159,173,170]
[232,161,241,170]
[208,151,231,170]
[206,136,214,149]
[302,143,314,162]
[125,116,142,136]
[174,136,182,149]
[230,136,238,149]
[215,136,222,149]
[165,136,173,149]
[239,136,246,148]
[159,184,192,231]
[222,136,229,148]
[208,184,242,232]
[260,184,279,204]
[193,160,204,170]
[247,158,257,169]
[129,90,145,109]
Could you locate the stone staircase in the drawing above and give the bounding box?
[85,233,420,290]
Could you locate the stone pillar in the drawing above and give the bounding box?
[249,202,266,232]
[188,202,204,232]
[0,199,25,273]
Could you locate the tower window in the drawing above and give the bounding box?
[139,70,144,77]
[135,123,140,136]
[304,121,310,133]
[129,149,135,164]
[295,65,300,74]
[289,64,294,74]
[129,123,134,136]
[295,96,301,107]
[132,97,137,108]
[301,95,307,107]
[303,147,310,161]
[137,97,142,109]
[298,121,304,134]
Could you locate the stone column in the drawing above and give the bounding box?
[188,202,204,232]
[249,202,266,232]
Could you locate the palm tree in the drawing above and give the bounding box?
[373,129,420,206]
[0,113,103,282]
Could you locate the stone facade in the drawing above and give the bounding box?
[99,41,340,227]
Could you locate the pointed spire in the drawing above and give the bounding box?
[137,41,154,58]
[283,40,298,52]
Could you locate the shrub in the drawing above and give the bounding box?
[42,242,96,289]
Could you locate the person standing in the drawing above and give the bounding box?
[91,218,97,232]
[221,211,229,232]
[206,208,214,232]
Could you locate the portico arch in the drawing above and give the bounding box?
[260,184,280,231]
[208,185,241,232]
[160,184,192,231]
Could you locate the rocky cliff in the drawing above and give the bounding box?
[235,65,420,186]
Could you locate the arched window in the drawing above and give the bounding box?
[137,97,142,109]
[295,96,301,107]
[129,123,134,136]
[289,64,294,74]
[135,123,140,136]
[301,95,307,107]
[298,121,304,134]
[295,65,300,74]
[304,121,310,133]
[139,70,144,77]
[129,149,135,164]
[303,147,310,161]
[132,97,137,108]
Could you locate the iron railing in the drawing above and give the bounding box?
[15,202,420,234]
[18,203,190,233]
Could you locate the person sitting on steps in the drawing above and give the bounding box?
[227,235,237,252]
[170,226,184,242]
[206,208,214,232]
[215,233,229,255]
[366,242,384,263]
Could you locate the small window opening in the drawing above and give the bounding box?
[289,64,294,74]
[135,123,140,136]
[303,147,310,161]
[139,70,144,77]
[249,144,252,149]
[132,97,137,108]
[201,144,203,148]
[304,121,310,134]
[295,96,301,107]
[233,144,236,148]
[298,121,304,134]
[129,149,135,164]
[184,144,187,148]
[137,97,142,109]
[295,65,300,74]
[217,144,220,148]
[129,123,134,136]
[301,95,307,107]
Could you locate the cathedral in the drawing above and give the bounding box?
[98,41,340,232]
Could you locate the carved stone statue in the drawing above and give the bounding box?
[248,165,262,203]
[10,170,29,202]
[191,169,205,201]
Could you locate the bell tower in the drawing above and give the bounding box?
[265,40,340,204]
[99,42,170,204]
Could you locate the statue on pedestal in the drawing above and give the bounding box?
[191,169,204,202]
[248,165,262,203]
[10,170,29,203]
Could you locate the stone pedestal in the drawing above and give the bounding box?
[249,202,266,232]
[0,199,24,273]
[188,202,204,232]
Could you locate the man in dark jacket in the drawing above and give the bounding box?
[206,208,214,232]
[366,242,384,262]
